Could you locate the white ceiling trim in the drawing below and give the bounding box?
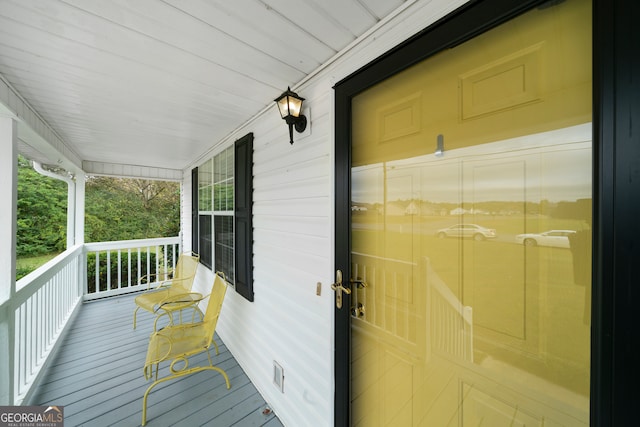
[82,160,182,181]
[0,74,83,173]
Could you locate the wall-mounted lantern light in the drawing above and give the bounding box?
[274,87,307,144]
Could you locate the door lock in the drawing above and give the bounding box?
[351,302,365,318]
[331,270,351,309]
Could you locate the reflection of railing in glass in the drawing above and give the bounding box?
[425,257,474,363]
[351,252,473,363]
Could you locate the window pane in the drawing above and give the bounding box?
[213,147,234,212]
[198,158,213,211]
[211,147,235,281]
[198,145,236,282]
[214,181,234,211]
[198,215,212,269]
[214,215,234,283]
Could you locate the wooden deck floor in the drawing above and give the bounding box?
[29,293,283,427]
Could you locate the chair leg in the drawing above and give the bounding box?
[153,311,173,331]
[190,307,204,323]
[141,364,231,426]
[142,375,170,426]
[133,306,139,329]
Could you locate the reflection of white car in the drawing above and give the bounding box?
[436,224,497,241]
[514,230,576,248]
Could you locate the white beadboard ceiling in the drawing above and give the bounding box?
[0,0,407,174]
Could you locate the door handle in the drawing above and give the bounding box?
[331,270,351,309]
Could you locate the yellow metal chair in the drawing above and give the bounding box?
[141,272,230,426]
[133,252,200,330]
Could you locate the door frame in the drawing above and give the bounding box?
[333,0,634,425]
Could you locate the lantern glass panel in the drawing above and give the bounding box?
[277,96,290,118]
[287,97,303,117]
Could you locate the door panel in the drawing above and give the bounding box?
[346,0,591,425]
[463,160,526,338]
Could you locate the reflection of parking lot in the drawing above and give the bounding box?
[352,218,576,248]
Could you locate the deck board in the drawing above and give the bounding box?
[29,293,283,427]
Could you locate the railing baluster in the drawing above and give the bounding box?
[155,245,160,278]
[18,304,25,396]
[45,283,51,351]
[128,248,132,287]
[26,298,32,380]
[117,250,122,289]
[36,289,42,373]
[163,245,168,278]
[95,252,100,293]
[106,251,111,291]
[138,247,142,287]
[173,244,177,271]
[146,247,151,281]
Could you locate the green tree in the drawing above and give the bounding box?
[17,157,180,278]
[17,156,67,256]
[85,176,180,242]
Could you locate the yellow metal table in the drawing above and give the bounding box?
[153,292,204,331]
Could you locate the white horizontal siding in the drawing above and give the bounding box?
[188,1,471,426]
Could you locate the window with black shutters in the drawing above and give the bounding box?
[233,133,254,301]
[193,133,253,301]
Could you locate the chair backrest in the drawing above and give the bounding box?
[202,273,228,344]
[171,252,200,291]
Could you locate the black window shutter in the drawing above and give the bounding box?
[234,133,254,301]
[191,167,198,255]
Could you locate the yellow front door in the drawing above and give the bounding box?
[349,0,592,425]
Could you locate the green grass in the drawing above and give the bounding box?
[16,253,61,280]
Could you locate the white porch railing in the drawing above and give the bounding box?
[84,236,181,300]
[2,245,84,405]
[0,236,181,405]
[425,258,474,362]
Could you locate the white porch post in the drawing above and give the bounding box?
[0,117,17,405]
[0,117,16,303]
[75,172,85,246]
[67,178,76,249]
[75,173,86,296]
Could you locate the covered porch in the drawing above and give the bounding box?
[1,237,283,425]
[3,1,640,426]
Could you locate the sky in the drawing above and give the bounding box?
[352,124,592,205]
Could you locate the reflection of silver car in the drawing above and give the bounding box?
[514,230,576,248]
[436,224,497,241]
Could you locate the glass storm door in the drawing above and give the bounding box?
[346,1,592,425]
